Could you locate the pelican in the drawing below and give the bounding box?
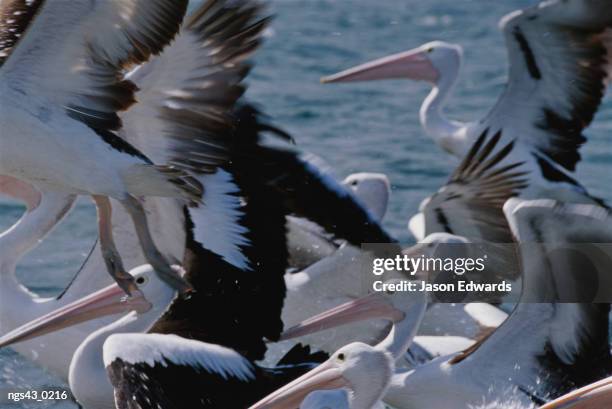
[250,276,428,409]
[397,199,612,408]
[287,172,391,271]
[323,0,612,200]
[0,265,332,409]
[0,97,397,409]
[0,0,268,377]
[277,233,467,357]
[0,0,398,379]
[0,0,213,293]
[269,129,521,363]
[262,199,612,409]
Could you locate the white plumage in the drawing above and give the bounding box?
[103,333,255,382]
[188,170,251,271]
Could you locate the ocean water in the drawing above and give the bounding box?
[1,0,612,407]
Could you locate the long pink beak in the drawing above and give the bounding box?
[279,293,404,341]
[0,283,151,348]
[321,48,438,84]
[539,376,612,409]
[248,359,348,409]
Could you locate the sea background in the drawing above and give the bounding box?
[1,0,611,407]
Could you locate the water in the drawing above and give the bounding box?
[1,0,611,407]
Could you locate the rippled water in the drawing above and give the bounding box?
[2,0,611,407]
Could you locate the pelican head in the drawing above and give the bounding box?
[249,342,392,409]
[279,278,422,341]
[279,234,468,341]
[322,41,463,85]
[342,172,390,222]
[0,264,178,348]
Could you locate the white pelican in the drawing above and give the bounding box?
[0,264,333,409]
[262,199,612,409]
[323,0,612,200]
[0,0,212,293]
[382,199,612,408]
[287,172,391,271]
[250,275,428,409]
[0,0,267,378]
[278,234,466,356]
[0,0,396,383]
[270,130,520,363]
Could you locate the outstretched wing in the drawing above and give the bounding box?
[411,129,528,242]
[0,0,188,132]
[447,199,612,401]
[490,199,612,395]
[478,0,612,172]
[150,106,395,361]
[120,0,270,174]
[222,104,397,247]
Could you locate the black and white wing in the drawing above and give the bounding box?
[477,0,612,172]
[150,158,290,361]
[104,334,325,409]
[104,333,258,409]
[480,199,612,397]
[219,104,397,247]
[245,146,397,246]
[411,129,528,242]
[447,198,612,405]
[120,0,270,174]
[0,0,188,132]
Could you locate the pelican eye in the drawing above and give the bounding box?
[136,276,147,285]
[426,47,434,53]
[337,353,346,362]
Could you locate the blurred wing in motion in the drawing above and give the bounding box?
[0,0,188,133]
[120,0,271,174]
[496,199,612,394]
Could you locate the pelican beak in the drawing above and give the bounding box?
[321,47,438,84]
[248,359,348,409]
[279,292,405,341]
[0,283,151,348]
[539,377,612,408]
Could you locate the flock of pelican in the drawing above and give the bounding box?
[0,0,611,408]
